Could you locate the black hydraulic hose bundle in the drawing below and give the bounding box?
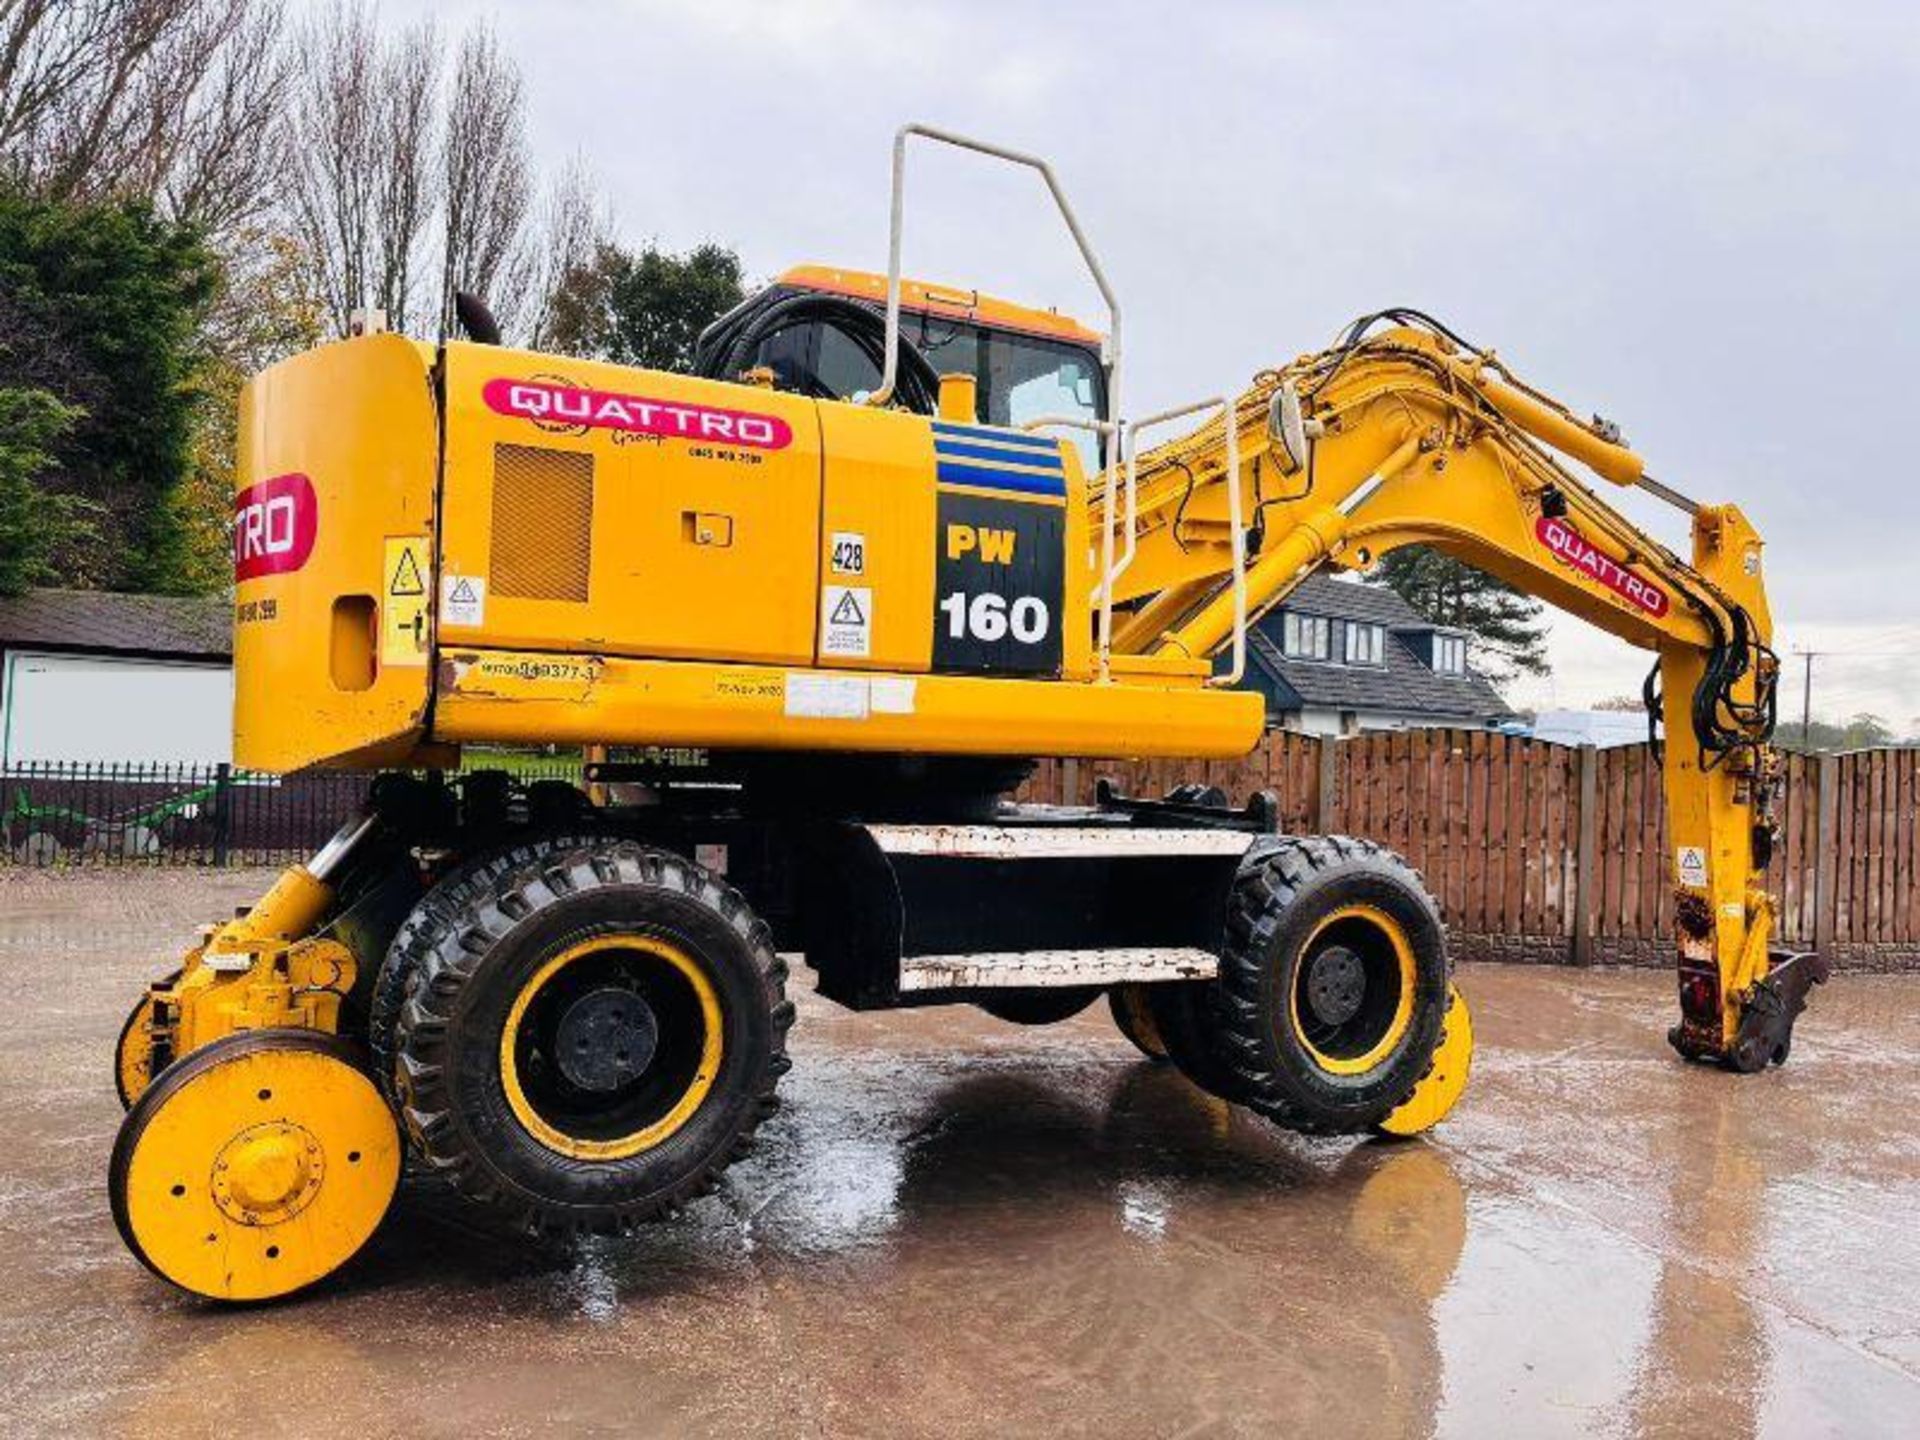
[692,289,942,414]
[1640,605,1778,768]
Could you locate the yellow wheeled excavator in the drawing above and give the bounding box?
[109,125,1822,1302]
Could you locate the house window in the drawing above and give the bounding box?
[1282,612,1331,661]
[1434,634,1467,674]
[1345,622,1385,666]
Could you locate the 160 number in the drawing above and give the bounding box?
[939,591,1050,644]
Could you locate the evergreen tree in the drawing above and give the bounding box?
[0,386,87,596]
[0,188,217,593]
[1366,547,1550,680]
[546,242,744,373]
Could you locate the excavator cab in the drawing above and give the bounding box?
[742,264,1110,467]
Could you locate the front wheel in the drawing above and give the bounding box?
[392,840,792,1236]
[1207,835,1453,1134]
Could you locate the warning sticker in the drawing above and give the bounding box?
[442,573,486,628]
[381,536,431,666]
[822,585,871,657]
[1676,845,1709,889]
[829,531,866,575]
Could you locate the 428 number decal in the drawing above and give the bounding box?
[938,591,1051,645]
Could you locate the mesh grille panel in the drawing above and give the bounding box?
[491,443,593,601]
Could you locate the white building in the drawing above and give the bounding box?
[0,590,233,766]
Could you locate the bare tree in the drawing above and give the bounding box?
[438,23,529,338]
[370,20,440,334]
[0,0,291,238]
[521,153,610,352]
[283,4,446,337]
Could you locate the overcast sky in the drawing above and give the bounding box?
[358,0,1920,724]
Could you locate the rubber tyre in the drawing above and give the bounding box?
[392,840,791,1235]
[368,834,589,1103]
[974,986,1102,1026]
[1145,981,1259,1103]
[1209,835,1450,1134]
[1107,984,1170,1063]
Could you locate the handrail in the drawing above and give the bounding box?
[868,124,1122,453]
[1125,399,1245,686]
[1022,414,1123,680]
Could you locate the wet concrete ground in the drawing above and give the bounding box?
[2,868,1917,1438]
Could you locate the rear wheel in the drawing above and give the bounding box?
[392,840,791,1235]
[1207,836,1451,1134]
[369,834,588,1102]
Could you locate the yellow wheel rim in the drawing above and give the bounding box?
[111,1033,400,1302]
[498,934,724,1161]
[1287,903,1418,1076]
[1375,983,1474,1137]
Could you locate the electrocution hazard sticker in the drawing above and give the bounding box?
[381,536,430,666]
[1676,846,1708,889]
[822,585,871,657]
[442,574,486,628]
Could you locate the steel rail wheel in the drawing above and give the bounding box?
[109,1029,401,1302]
[1205,835,1453,1134]
[1108,984,1170,1063]
[114,969,181,1110]
[392,839,791,1236]
[1375,983,1475,1138]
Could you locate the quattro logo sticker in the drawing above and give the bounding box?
[233,473,317,581]
[483,378,793,450]
[1536,515,1669,618]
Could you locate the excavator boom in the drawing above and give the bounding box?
[1095,312,1818,1069]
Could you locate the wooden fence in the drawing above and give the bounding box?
[1019,733,1920,971]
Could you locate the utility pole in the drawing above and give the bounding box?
[1796,649,1817,748]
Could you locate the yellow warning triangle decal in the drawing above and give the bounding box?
[389,547,425,597]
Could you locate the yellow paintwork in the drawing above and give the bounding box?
[1289,904,1419,1077]
[1106,325,1782,1055]
[433,650,1259,758]
[235,333,439,771]
[235,335,1167,768]
[1376,984,1475,1137]
[499,935,724,1161]
[776,263,1104,347]
[228,286,1782,1063]
[117,863,358,1105]
[115,1036,400,1301]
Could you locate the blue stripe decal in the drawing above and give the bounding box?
[935,461,1066,497]
[933,437,1065,471]
[931,420,1059,453]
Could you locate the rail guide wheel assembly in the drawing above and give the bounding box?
[109,1029,401,1302]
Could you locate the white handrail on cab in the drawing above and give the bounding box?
[1124,399,1246,687]
[867,122,1123,459]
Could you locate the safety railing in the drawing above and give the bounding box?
[1123,398,1246,686]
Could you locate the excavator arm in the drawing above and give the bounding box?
[1095,313,1825,1070]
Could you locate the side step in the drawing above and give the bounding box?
[898,946,1218,993]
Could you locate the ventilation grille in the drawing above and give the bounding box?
[490,443,593,601]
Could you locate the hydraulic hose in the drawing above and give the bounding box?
[693,289,941,413]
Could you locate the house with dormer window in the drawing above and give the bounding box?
[1238,574,1512,735]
